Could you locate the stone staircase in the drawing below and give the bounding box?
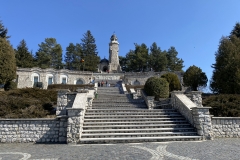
[80,87,201,143]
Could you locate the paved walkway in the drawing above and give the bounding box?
[0,138,239,160]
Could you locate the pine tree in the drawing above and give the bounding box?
[15,39,34,68]
[149,42,167,72]
[81,30,100,72]
[65,43,75,69]
[0,20,9,39]
[35,38,62,69]
[0,38,16,84]
[184,65,208,91]
[166,47,184,71]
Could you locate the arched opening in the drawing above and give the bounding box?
[133,80,140,85]
[103,66,108,72]
[76,79,84,85]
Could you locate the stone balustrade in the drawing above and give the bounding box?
[171,91,213,140]
[141,90,155,109]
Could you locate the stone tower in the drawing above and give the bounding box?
[108,34,121,72]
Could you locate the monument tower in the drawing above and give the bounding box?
[108,34,121,72]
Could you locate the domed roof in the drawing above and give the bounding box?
[110,34,118,41]
[100,58,109,63]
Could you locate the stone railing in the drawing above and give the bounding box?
[121,83,128,94]
[171,91,212,140]
[141,90,155,109]
[211,117,240,138]
[0,117,67,143]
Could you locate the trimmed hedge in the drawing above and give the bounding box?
[47,84,94,91]
[161,72,181,92]
[144,77,169,99]
[202,94,240,117]
[0,88,57,118]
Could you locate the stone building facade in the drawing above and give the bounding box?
[16,68,93,89]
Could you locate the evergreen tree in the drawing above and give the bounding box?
[0,20,9,39]
[125,43,149,72]
[119,56,127,71]
[149,42,167,72]
[0,38,16,84]
[81,30,100,72]
[210,35,240,93]
[184,65,208,91]
[65,43,75,69]
[230,22,240,38]
[166,47,184,71]
[15,39,34,68]
[35,38,62,69]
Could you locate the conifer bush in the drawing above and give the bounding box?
[144,77,169,99]
[161,72,181,92]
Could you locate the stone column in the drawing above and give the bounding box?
[192,107,213,140]
[189,91,203,107]
[56,89,70,116]
[136,88,142,97]
[66,108,83,144]
[57,116,68,143]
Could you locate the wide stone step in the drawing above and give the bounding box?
[79,136,202,144]
[93,99,144,103]
[85,111,178,116]
[84,117,186,122]
[83,124,192,130]
[84,114,181,119]
[82,127,196,133]
[92,103,147,108]
[81,132,198,138]
[84,120,188,125]
[91,105,147,109]
[86,109,176,113]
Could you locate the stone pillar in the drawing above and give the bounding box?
[192,107,213,140]
[136,88,142,97]
[58,116,68,143]
[189,91,203,107]
[56,89,70,116]
[66,108,83,144]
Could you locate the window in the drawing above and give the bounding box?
[48,77,53,85]
[34,76,38,83]
[62,77,66,84]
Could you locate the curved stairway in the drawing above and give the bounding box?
[80,87,201,143]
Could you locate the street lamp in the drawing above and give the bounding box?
[80,59,84,71]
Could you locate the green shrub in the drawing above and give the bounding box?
[202,94,240,117]
[144,77,169,99]
[0,88,57,118]
[161,72,181,92]
[4,81,17,91]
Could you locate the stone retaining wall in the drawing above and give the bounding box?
[0,117,67,143]
[211,117,240,138]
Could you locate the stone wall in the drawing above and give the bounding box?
[0,117,67,143]
[211,117,240,138]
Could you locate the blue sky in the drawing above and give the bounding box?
[1,0,240,91]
